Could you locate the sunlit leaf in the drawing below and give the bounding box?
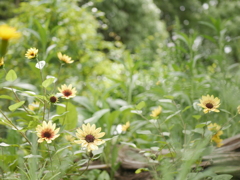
[6,69,17,81]
[135,168,149,174]
[9,101,25,112]
[56,102,77,130]
[136,101,146,110]
[42,78,55,88]
[0,95,14,101]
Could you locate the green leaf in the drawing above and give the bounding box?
[136,101,146,110]
[6,69,17,81]
[195,123,206,128]
[182,106,191,112]
[9,101,25,112]
[212,174,233,180]
[42,78,55,88]
[97,170,110,180]
[56,102,77,130]
[0,95,14,101]
[135,168,149,174]
[192,115,201,120]
[84,109,110,124]
[164,110,181,122]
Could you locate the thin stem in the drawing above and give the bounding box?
[139,113,176,162]
[47,143,54,176]
[3,68,30,115]
[53,63,64,93]
[36,57,47,121]
[63,100,69,126]
[1,147,4,180]
[78,157,91,177]
[11,88,31,114]
[53,143,61,165]
[0,109,32,146]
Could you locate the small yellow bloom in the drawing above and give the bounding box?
[150,106,162,117]
[58,84,77,99]
[58,52,74,64]
[237,105,240,114]
[0,24,21,40]
[198,95,220,113]
[25,47,38,59]
[28,102,40,111]
[65,135,75,143]
[36,121,60,143]
[122,121,130,132]
[75,123,105,152]
[208,123,223,147]
[0,57,4,67]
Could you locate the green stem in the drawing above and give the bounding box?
[53,63,63,93]
[47,143,54,176]
[78,157,91,177]
[1,40,8,57]
[36,57,47,121]
[0,109,32,146]
[63,100,69,126]
[1,147,4,180]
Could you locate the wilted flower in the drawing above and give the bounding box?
[58,84,77,99]
[150,106,162,117]
[0,24,21,40]
[208,123,223,147]
[198,95,220,113]
[75,123,105,152]
[36,121,60,143]
[49,95,58,103]
[122,121,130,132]
[25,47,38,59]
[58,52,74,64]
[28,102,40,111]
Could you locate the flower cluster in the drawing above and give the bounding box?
[36,121,105,151]
[207,123,223,147]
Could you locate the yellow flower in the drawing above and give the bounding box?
[150,106,162,117]
[28,102,40,111]
[75,123,105,152]
[237,105,240,114]
[36,121,60,143]
[58,84,77,99]
[0,57,4,67]
[122,121,130,132]
[25,47,38,59]
[208,123,223,147]
[58,52,74,64]
[198,95,220,113]
[0,24,21,40]
[65,134,75,143]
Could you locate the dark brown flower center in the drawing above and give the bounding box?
[85,134,95,143]
[42,129,53,139]
[63,90,72,97]
[206,103,213,109]
[50,96,57,103]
